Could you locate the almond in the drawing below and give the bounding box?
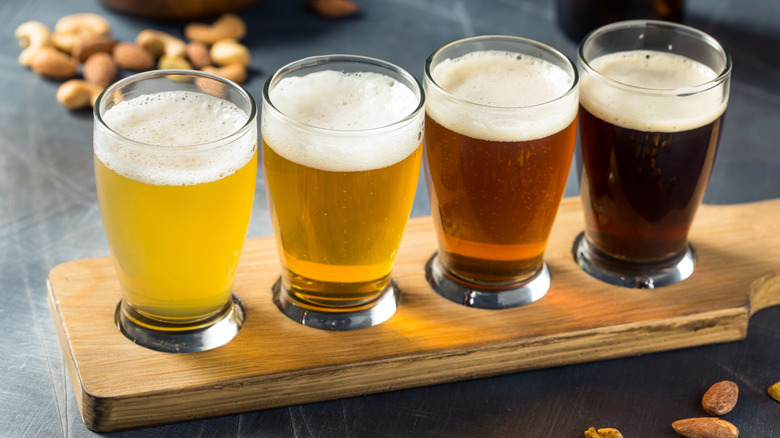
[185,42,211,69]
[72,35,116,63]
[83,52,117,88]
[112,42,154,71]
[672,417,739,438]
[29,47,78,79]
[702,380,738,416]
[308,0,360,18]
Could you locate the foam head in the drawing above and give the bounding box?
[425,50,578,142]
[262,70,424,172]
[95,90,256,186]
[580,50,728,132]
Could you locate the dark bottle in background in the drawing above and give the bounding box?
[556,0,685,42]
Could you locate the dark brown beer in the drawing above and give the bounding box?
[579,108,723,262]
[426,115,577,283]
[579,50,727,263]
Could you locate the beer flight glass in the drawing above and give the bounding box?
[424,35,580,308]
[94,70,257,352]
[261,55,425,330]
[573,20,731,288]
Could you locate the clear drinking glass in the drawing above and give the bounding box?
[573,20,731,288]
[424,35,580,309]
[261,55,425,330]
[94,70,257,352]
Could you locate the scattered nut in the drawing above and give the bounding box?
[52,13,111,54]
[702,380,738,416]
[185,42,211,69]
[159,55,192,70]
[56,79,103,110]
[210,38,250,66]
[584,427,623,438]
[308,0,360,18]
[672,417,739,438]
[112,42,155,71]
[202,64,247,84]
[769,381,780,402]
[72,35,116,63]
[29,47,78,79]
[17,12,258,110]
[136,29,186,59]
[584,428,600,438]
[184,13,246,45]
[15,21,54,67]
[83,52,117,87]
[595,428,623,438]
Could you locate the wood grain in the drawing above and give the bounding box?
[47,197,780,432]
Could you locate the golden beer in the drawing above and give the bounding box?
[261,56,425,329]
[263,141,421,306]
[94,71,257,351]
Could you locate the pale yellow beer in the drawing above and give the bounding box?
[95,87,257,327]
[262,63,424,317]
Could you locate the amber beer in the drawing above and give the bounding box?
[94,71,257,352]
[262,56,424,329]
[424,36,579,307]
[425,117,576,283]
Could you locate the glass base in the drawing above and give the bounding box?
[272,279,399,331]
[115,295,245,353]
[425,254,550,309]
[572,232,696,289]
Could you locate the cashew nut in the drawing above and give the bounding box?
[158,55,192,70]
[184,13,246,45]
[135,29,186,59]
[56,79,103,110]
[15,21,54,67]
[202,64,247,84]
[210,39,251,67]
[52,13,111,54]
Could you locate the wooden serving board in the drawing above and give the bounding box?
[47,197,780,432]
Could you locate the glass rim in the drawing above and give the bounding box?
[94,69,258,152]
[423,34,580,111]
[261,54,425,136]
[578,20,733,96]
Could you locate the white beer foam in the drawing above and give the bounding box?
[262,70,423,172]
[95,90,255,186]
[425,50,578,142]
[581,50,727,132]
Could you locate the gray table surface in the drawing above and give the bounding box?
[2,0,780,436]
